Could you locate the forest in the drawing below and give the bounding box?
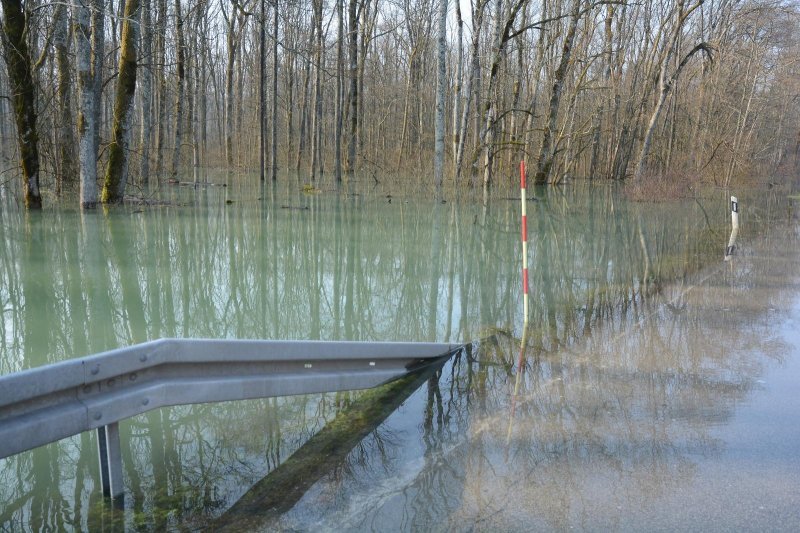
[1,0,799,209]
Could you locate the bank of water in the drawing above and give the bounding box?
[0,180,797,530]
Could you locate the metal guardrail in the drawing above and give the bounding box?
[0,338,460,498]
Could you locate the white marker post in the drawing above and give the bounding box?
[724,196,739,261]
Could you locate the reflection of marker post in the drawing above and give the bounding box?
[724,196,739,261]
[508,326,529,444]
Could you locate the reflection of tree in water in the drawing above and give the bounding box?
[284,199,794,531]
[0,185,793,530]
[421,233,794,530]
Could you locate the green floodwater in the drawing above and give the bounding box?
[1,179,799,531]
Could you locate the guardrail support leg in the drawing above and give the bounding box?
[97,423,124,499]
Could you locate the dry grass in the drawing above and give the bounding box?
[624,170,694,202]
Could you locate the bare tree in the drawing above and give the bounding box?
[633,0,710,181]
[454,0,488,183]
[92,0,104,154]
[154,0,168,177]
[309,0,324,180]
[74,0,100,209]
[345,0,359,173]
[102,0,142,203]
[170,0,186,178]
[222,0,249,169]
[335,0,344,182]
[480,0,528,193]
[140,0,153,185]
[271,0,279,181]
[451,0,464,172]
[53,4,77,194]
[260,0,267,181]
[1,0,42,208]
[533,0,583,185]
[433,0,447,195]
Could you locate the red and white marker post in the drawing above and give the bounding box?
[520,161,529,324]
[508,161,531,442]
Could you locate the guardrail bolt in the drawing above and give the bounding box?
[93,412,102,421]
[141,398,150,406]
[91,365,100,376]
[139,354,147,363]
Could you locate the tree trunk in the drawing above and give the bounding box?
[0,79,7,165]
[1,0,42,208]
[396,48,415,169]
[345,0,358,173]
[102,0,142,203]
[270,0,279,181]
[224,6,238,169]
[433,0,448,196]
[154,0,167,178]
[452,0,463,172]
[234,18,247,165]
[92,0,105,155]
[634,40,711,181]
[589,5,613,179]
[260,0,267,181]
[139,0,153,186]
[724,70,757,187]
[633,0,707,180]
[74,0,98,208]
[481,0,527,192]
[634,84,669,181]
[170,0,185,178]
[309,0,324,181]
[534,0,581,185]
[480,0,508,192]
[455,0,486,184]
[356,5,372,162]
[286,40,295,168]
[295,37,311,172]
[506,24,524,173]
[199,9,208,174]
[189,34,200,184]
[334,0,344,182]
[53,4,77,194]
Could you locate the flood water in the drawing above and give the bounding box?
[1,179,798,531]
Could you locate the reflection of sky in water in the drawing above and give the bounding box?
[1,183,798,531]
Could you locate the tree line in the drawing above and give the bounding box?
[1,0,799,209]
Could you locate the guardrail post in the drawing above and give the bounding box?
[97,422,124,499]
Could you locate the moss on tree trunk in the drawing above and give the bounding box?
[101,0,141,204]
[1,0,42,209]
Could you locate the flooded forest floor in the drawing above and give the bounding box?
[1,183,799,531]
